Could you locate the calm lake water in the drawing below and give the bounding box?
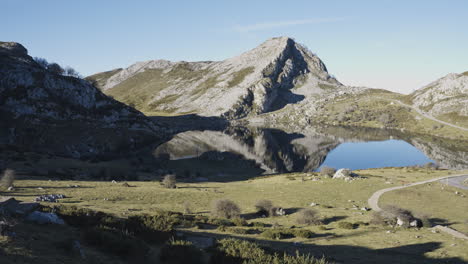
[155,126,467,178]
[317,140,434,170]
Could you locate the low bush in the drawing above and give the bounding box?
[382,205,415,223]
[211,199,240,219]
[81,227,149,260]
[160,239,204,264]
[232,217,248,227]
[255,199,273,216]
[337,221,355,229]
[293,229,314,238]
[229,227,249,235]
[370,212,393,226]
[296,209,322,225]
[162,174,177,189]
[208,218,233,226]
[252,222,266,228]
[261,229,287,240]
[211,238,330,264]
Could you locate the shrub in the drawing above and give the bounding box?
[211,238,330,264]
[296,209,322,225]
[211,199,240,219]
[160,239,204,264]
[370,212,392,226]
[162,174,177,189]
[229,227,249,235]
[0,169,15,189]
[232,217,248,227]
[208,218,233,226]
[217,225,228,232]
[255,199,273,216]
[252,222,266,228]
[261,229,286,240]
[337,221,355,229]
[81,227,149,260]
[48,62,65,75]
[320,166,336,177]
[382,205,414,223]
[293,229,314,238]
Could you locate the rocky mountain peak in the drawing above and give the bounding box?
[87,37,342,118]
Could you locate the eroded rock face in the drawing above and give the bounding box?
[0,41,166,158]
[409,72,468,117]
[88,37,342,118]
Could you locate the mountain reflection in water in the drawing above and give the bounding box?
[154,126,468,177]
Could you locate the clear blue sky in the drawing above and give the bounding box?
[3,0,467,93]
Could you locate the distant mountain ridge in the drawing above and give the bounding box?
[86,36,467,139]
[87,37,342,118]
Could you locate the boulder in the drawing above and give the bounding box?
[26,211,65,225]
[272,207,286,216]
[396,217,405,227]
[333,168,352,179]
[410,219,423,228]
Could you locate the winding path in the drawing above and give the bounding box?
[391,99,468,131]
[368,173,468,239]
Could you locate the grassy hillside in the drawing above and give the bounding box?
[3,167,468,263]
[311,90,467,140]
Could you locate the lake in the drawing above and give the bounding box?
[154,126,467,178]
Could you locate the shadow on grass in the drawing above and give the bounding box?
[323,215,348,225]
[178,229,466,264]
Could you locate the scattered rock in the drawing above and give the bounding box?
[111,180,117,184]
[361,207,370,211]
[7,186,14,191]
[35,194,66,203]
[309,203,318,207]
[26,211,65,225]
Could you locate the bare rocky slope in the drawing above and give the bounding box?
[88,37,467,133]
[0,41,167,158]
[405,72,468,121]
[87,37,344,118]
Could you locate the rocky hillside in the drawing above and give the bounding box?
[0,41,166,158]
[406,72,468,123]
[87,37,342,118]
